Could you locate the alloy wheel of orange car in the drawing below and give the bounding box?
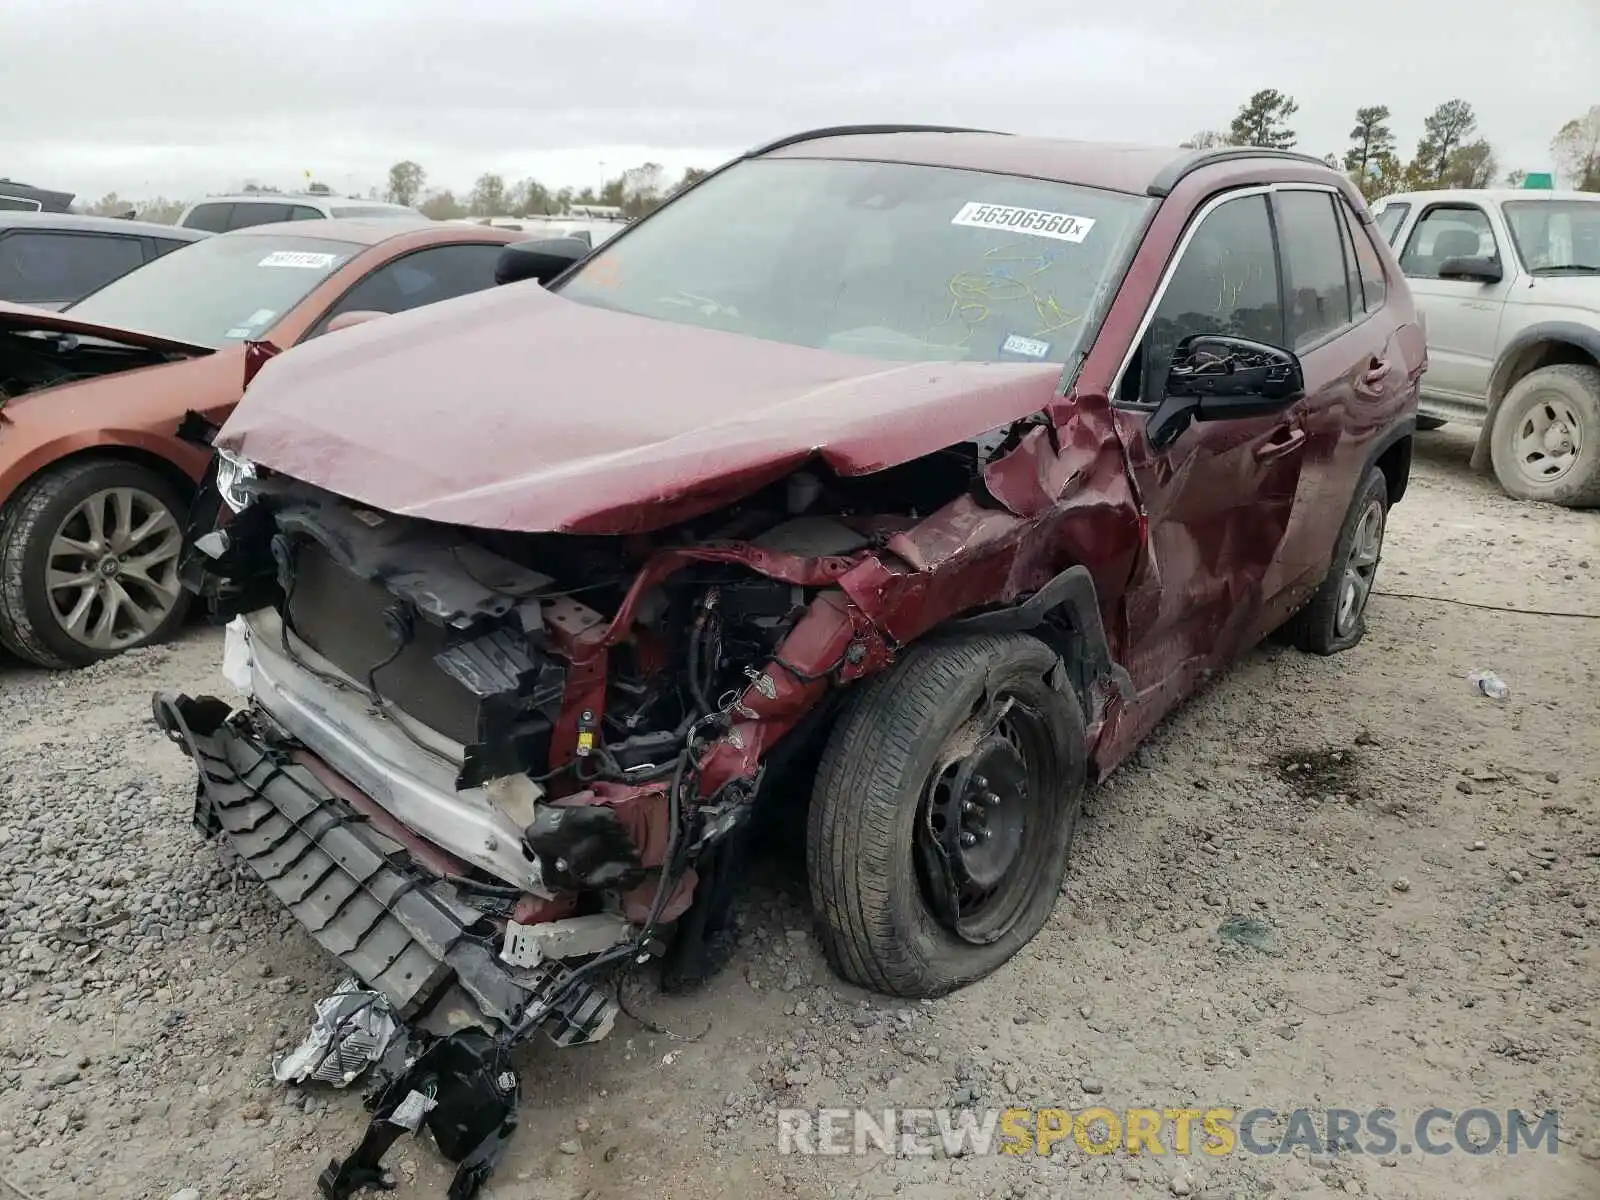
[45,485,185,651]
[0,459,191,668]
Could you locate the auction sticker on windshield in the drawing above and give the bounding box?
[258,250,343,269]
[951,203,1095,244]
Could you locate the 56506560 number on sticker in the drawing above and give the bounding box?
[951,203,1095,244]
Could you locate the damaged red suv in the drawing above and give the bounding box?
[156,126,1422,1191]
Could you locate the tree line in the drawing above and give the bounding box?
[80,99,1597,224]
[1186,91,1600,199]
[383,161,709,221]
[81,164,711,223]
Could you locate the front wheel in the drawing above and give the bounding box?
[0,460,190,668]
[806,634,1086,998]
[1488,364,1600,507]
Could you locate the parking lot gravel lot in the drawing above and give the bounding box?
[0,426,1595,1200]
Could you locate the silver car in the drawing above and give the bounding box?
[1370,187,1599,506]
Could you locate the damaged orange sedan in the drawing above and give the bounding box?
[154,128,1424,1196]
[0,219,525,668]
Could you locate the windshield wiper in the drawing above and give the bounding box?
[1529,264,1600,275]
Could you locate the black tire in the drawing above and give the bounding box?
[0,459,191,669]
[1283,466,1389,656]
[1415,415,1448,431]
[1488,364,1600,507]
[806,633,1086,998]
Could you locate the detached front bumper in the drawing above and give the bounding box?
[151,691,614,1044]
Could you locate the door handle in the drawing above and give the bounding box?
[1254,425,1307,462]
[1357,357,1390,396]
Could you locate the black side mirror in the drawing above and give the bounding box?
[1437,255,1503,283]
[494,237,589,286]
[1148,334,1305,450]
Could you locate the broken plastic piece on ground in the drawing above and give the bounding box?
[1467,670,1510,701]
[1217,914,1279,955]
[318,1030,519,1200]
[274,977,400,1088]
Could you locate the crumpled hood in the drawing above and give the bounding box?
[0,299,213,357]
[218,283,1066,534]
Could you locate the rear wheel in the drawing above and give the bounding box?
[806,634,1085,997]
[0,460,190,668]
[1283,466,1389,656]
[1488,364,1600,507]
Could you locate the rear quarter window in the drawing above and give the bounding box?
[1339,201,1388,311]
[1373,202,1409,245]
[150,237,198,258]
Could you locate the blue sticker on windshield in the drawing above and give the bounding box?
[1000,333,1051,359]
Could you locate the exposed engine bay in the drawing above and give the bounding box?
[153,408,1136,1197]
[164,448,985,920]
[0,328,184,404]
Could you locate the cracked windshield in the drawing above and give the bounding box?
[558,158,1150,362]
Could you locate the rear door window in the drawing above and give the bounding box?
[1274,190,1354,350]
[1373,202,1409,246]
[287,205,325,222]
[0,230,149,305]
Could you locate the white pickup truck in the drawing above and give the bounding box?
[1370,187,1599,507]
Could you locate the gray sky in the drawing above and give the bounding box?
[6,0,1596,202]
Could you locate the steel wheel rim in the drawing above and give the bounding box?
[45,487,182,650]
[1335,496,1385,638]
[915,693,1055,945]
[1512,394,1583,484]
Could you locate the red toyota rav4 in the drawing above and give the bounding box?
[156,127,1422,1193]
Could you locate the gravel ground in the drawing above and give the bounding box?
[0,426,1595,1200]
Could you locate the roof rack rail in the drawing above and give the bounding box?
[747,124,1006,158]
[1147,147,1336,197]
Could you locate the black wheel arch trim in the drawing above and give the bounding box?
[1365,413,1416,506]
[944,565,1136,707]
[1475,322,1600,470]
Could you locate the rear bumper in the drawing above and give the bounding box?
[151,692,612,1042]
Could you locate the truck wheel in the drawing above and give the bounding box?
[1488,364,1600,507]
[806,633,1085,998]
[1283,467,1389,656]
[0,460,190,668]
